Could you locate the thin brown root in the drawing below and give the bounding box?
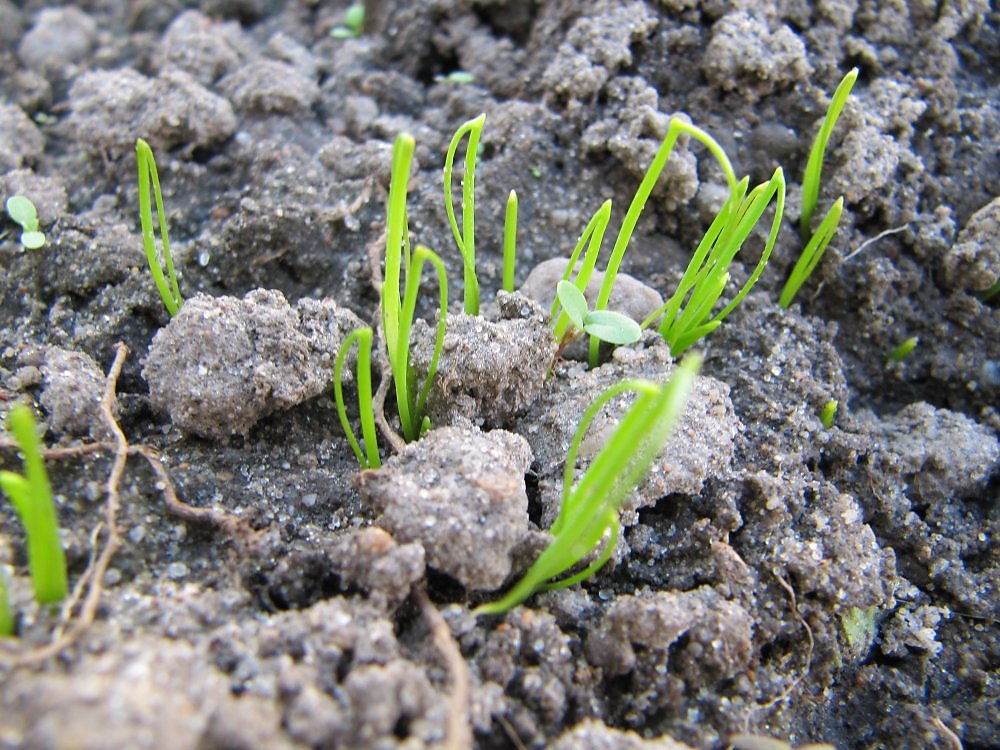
[932,717,964,750]
[744,569,815,732]
[415,587,471,750]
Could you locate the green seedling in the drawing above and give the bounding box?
[887,336,918,364]
[436,71,475,85]
[136,138,183,316]
[0,404,67,606]
[383,134,448,443]
[503,190,517,292]
[819,399,838,429]
[476,354,701,615]
[443,113,486,315]
[979,280,1000,302]
[780,197,843,308]
[555,280,641,348]
[330,3,365,38]
[334,327,381,469]
[5,195,45,250]
[0,569,12,636]
[800,68,857,239]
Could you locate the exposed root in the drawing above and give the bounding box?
[743,569,815,732]
[0,343,255,668]
[414,587,472,750]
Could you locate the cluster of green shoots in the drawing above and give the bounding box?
[4,195,45,250]
[0,405,67,636]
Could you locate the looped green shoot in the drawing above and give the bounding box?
[334,327,381,469]
[136,138,183,316]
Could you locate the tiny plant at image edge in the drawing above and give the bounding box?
[330,3,364,38]
[5,195,45,249]
[136,138,183,316]
[475,353,701,615]
[0,568,12,636]
[820,399,838,429]
[334,327,382,469]
[0,404,68,606]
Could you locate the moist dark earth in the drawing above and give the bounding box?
[1,1,998,749]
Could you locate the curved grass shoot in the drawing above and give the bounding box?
[443,113,486,315]
[800,67,858,239]
[780,197,842,308]
[0,404,67,606]
[475,353,701,615]
[503,190,517,292]
[136,138,182,316]
[383,134,448,442]
[334,327,381,469]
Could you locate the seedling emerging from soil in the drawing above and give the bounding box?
[330,3,364,38]
[503,190,517,292]
[819,399,838,429]
[383,134,448,442]
[334,327,381,469]
[979,280,1000,302]
[799,68,858,239]
[555,280,640,347]
[0,404,68,606]
[5,195,45,250]
[136,138,183,316]
[887,336,918,364]
[0,569,12,636]
[443,113,486,314]
[780,197,843,308]
[476,354,701,615]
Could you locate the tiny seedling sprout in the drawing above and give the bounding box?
[383,134,449,443]
[887,336,918,364]
[503,190,518,293]
[330,3,365,38]
[334,327,381,469]
[136,138,183,316]
[436,71,476,85]
[476,353,701,614]
[443,113,486,315]
[0,569,12,636]
[5,195,45,250]
[0,404,68,606]
[555,280,640,346]
[780,196,843,308]
[820,399,838,429]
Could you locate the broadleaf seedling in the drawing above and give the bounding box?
[555,280,641,347]
[0,404,68,606]
[475,353,701,614]
[330,3,365,38]
[334,327,381,469]
[136,138,183,316]
[5,195,45,250]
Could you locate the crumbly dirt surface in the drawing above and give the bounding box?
[1,2,998,749]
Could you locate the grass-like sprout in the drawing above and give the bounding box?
[503,190,517,292]
[0,404,67,606]
[887,336,918,364]
[5,195,45,250]
[136,138,182,316]
[334,327,381,469]
[443,113,486,314]
[637,168,786,357]
[383,134,449,442]
[475,353,701,615]
[779,197,843,308]
[979,280,1000,302]
[799,68,857,239]
[330,3,365,38]
[0,569,12,636]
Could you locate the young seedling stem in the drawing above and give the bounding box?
[443,114,486,314]
[334,327,381,469]
[136,138,183,316]
[503,190,517,293]
[0,404,68,606]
